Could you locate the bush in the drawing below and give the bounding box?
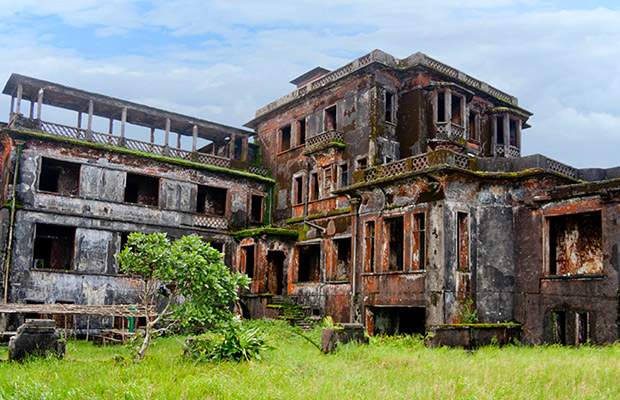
[184,324,269,362]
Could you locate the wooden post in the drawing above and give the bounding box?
[36,89,44,120]
[73,315,77,344]
[85,315,90,342]
[15,83,23,115]
[192,125,198,152]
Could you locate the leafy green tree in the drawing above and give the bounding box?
[116,232,250,360]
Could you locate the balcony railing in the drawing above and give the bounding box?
[304,129,345,154]
[193,214,228,230]
[494,144,521,159]
[13,116,269,176]
[435,122,465,139]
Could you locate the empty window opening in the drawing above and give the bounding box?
[241,245,255,279]
[250,195,264,223]
[548,211,602,276]
[495,117,504,145]
[373,307,426,336]
[293,176,304,205]
[334,238,351,281]
[325,105,337,130]
[386,217,404,271]
[39,158,80,195]
[357,157,368,171]
[234,137,244,161]
[124,173,159,206]
[298,244,320,282]
[553,310,567,345]
[509,119,518,147]
[33,224,75,271]
[451,95,463,126]
[413,213,426,270]
[197,185,227,216]
[365,221,376,273]
[457,212,470,272]
[279,125,291,152]
[267,250,285,295]
[310,172,320,201]
[468,111,478,141]
[338,163,348,189]
[385,92,394,123]
[437,92,446,123]
[297,119,306,145]
[323,166,333,195]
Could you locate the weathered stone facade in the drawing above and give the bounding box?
[1,50,619,345]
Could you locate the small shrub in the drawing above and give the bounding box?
[456,299,478,324]
[184,324,269,362]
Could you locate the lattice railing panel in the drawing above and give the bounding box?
[169,147,192,160]
[494,144,506,157]
[436,122,449,136]
[547,159,578,179]
[305,130,344,150]
[507,146,520,158]
[91,131,122,147]
[410,154,429,171]
[450,124,465,138]
[41,121,85,140]
[454,153,470,169]
[194,214,228,230]
[248,165,270,176]
[196,153,231,168]
[362,154,429,182]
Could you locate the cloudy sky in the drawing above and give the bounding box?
[0,1,618,168]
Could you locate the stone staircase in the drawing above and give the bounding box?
[267,295,317,331]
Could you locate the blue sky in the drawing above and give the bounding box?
[0,0,619,168]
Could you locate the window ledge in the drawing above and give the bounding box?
[293,281,320,285]
[541,274,605,281]
[276,144,304,156]
[362,270,425,277]
[324,280,351,284]
[31,268,126,277]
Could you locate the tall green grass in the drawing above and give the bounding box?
[1,319,619,399]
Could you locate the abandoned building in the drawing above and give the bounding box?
[0,49,619,345]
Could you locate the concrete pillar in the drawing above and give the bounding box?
[241,137,249,162]
[502,114,509,150]
[229,133,236,160]
[15,83,23,115]
[164,118,170,146]
[120,107,127,138]
[109,118,114,134]
[150,127,155,143]
[77,112,82,129]
[87,100,94,132]
[177,132,181,149]
[29,101,34,118]
[36,89,44,120]
[192,125,198,152]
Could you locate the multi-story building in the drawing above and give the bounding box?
[243,50,620,345]
[0,74,272,330]
[1,50,618,345]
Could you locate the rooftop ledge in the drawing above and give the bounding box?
[249,49,525,124]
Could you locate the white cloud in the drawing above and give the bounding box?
[0,1,618,167]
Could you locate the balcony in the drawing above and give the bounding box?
[435,122,465,139]
[303,129,345,155]
[3,73,269,178]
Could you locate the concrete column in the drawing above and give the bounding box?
[446,91,452,126]
[229,133,236,159]
[15,83,23,115]
[77,112,82,129]
[87,100,94,132]
[120,107,127,138]
[29,101,34,118]
[177,132,181,149]
[241,137,249,162]
[164,118,170,146]
[109,118,114,134]
[150,127,155,143]
[502,114,509,150]
[36,89,44,120]
[192,125,198,152]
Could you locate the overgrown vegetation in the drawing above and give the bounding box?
[184,323,269,362]
[116,233,251,360]
[2,319,620,399]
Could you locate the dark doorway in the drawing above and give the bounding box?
[267,251,285,295]
[373,306,426,336]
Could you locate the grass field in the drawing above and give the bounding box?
[1,319,620,399]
